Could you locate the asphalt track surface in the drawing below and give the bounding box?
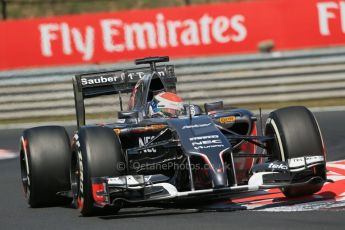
[1,110,345,230]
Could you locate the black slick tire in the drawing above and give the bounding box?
[265,106,326,197]
[19,126,71,207]
[71,126,126,216]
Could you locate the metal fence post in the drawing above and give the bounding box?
[1,0,7,20]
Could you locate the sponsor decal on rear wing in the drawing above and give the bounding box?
[74,65,175,98]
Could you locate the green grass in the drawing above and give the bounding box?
[4,0,255,19]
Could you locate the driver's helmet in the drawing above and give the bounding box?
[149,92,184,117]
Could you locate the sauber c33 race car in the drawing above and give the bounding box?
[19,56,327,216]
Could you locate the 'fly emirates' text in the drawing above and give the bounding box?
[39,13,247,60]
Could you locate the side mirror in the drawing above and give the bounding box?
[118,111,139,119]
[204,101,224,114]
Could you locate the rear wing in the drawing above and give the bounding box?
[73,59,176,128]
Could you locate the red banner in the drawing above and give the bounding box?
[1,0,345,70]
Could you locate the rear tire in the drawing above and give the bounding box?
[265,106,326,197]
[19,126,71,207]
[71,126,126,216]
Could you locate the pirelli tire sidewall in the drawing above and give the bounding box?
[265,106,327,197]
[20,126,71,207]
[72,126,125,216]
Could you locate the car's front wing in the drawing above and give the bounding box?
[90,170,325,208]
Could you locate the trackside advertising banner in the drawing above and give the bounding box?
[1,0,345,70]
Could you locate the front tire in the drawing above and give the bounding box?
[265,106,326,197]
[71,126,126,216]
